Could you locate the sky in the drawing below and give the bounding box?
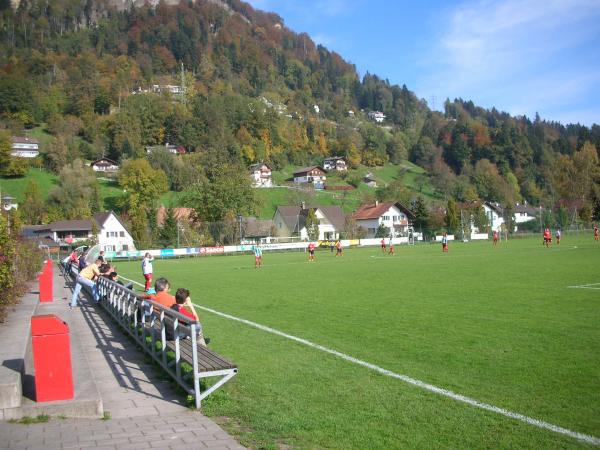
[245,0,600,127]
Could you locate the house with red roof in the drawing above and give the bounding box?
[352,201,414,237]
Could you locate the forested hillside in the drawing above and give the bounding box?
[1,0,599,244]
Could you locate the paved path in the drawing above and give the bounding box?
[0,265,245,450]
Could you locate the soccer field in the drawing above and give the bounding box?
[115,235,600,449]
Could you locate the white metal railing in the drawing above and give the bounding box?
[64,263,237,409]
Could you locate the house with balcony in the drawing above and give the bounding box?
[352,201,414,237]
[11,136,39,158]
[273,204,345,240]
[368,111,386,123]
[293,166,327,190]
[323,156,347,172]
[249,163,273,188]
[90,158,119,173]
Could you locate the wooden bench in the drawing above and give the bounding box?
[65,264,237,408]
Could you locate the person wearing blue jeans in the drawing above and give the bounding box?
[70,258,101,308]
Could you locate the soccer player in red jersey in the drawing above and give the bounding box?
[492,230,498,246]
[543,228,551,247]
[307,242,316,262]
[380,238,386,253]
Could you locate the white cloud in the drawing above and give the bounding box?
[416,0,600,124]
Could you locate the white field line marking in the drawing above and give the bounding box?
[193,303,600,446]
[118,275,144,287]
[567,282,600,290]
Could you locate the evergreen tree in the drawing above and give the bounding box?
[158,208,178,248]
[445,198,460,234]
[411,196,429,234]
[305,208,320,241]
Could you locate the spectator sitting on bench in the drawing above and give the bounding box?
[172,288,208,346]
[144,277,176,309]
[108,271,134,290]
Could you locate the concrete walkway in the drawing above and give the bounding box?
[0,265,245,450]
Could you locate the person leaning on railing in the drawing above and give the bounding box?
[70,257,102,308]
[171,288,209,347]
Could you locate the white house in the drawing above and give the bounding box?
[145,143,186,155]
[31,211,135,252]
[90,158,119,172]
[152,84,183,95]
[514,203,538,225]
[273,205,345,241]
[352,201,413,237]
[249,163,273,188]
[293,166,327,189]
[483,202,505,232]
[11,136,39,158]
[368,111,386,123]
[323,156,347,172]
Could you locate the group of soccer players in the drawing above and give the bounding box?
[251,226,600,267]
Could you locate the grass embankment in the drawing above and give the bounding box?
[115,235,600,449]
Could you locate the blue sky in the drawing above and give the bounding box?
[245,0,600,126]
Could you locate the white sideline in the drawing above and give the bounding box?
[568,282,600,290]
[115,275,599,446]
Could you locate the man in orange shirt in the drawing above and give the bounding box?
[145,277,176,309]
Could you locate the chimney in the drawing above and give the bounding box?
[375,200,379,207]
[301,201,306,210]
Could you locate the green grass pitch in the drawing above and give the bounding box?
[114,235,600,449]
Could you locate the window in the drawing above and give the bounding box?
[119,231,125,237]
[122,245,128,251]
[383,215,390,221]
[104,245,115,251]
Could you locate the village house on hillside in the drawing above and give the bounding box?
[273,204,345,240]
[368,111,386,123]
[323,156,347,172]
[90,158,119,172]
[293,166,327,189]
[352,201,414,237]
[11,136,39,158]
[249,163,273,188]
[27,211,135,252]
[145,143,186,155]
